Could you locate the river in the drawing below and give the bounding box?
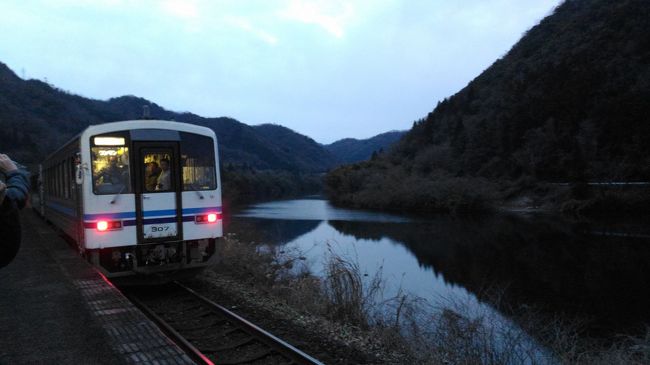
[225,197,650,339]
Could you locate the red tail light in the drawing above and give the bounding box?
[196,213,220,224]
[96,220,122,231]
[97,221,108,231]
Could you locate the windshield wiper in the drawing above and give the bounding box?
[110,185,126,204]
[188,183,205,199]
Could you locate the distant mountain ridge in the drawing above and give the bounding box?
[0,63,332,171]
[0,62,403,171]
[252,123,334,170]
[324,131,406,164]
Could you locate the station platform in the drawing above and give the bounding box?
[0,211,196,365]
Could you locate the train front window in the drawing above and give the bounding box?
[142,151,174,192]
[180,133,216,191]
[91,145,132,195]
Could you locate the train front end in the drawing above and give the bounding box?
[78,121,222,279]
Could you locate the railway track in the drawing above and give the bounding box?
[123,282,324,365]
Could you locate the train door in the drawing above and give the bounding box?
[134,142,183,243]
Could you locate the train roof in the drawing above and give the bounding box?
[44,120,217,162]
[81,120,215,139]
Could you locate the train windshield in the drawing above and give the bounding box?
[91,136,132,194]
[142,151,174,192]
[180,132,217,191]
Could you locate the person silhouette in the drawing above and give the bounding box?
[145,161,161,192]
[156,158,171,191]
[0,153,29,268]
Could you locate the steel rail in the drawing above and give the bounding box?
[128,293,216,365]
[124,281,324,365]
[173,281,324,365]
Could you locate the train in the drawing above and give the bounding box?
[33,120,223,279]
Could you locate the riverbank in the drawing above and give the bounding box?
[221,168,322,208]
[325,172,650,217]
[189,235,650,364]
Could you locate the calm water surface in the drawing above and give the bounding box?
[227,198,650,337]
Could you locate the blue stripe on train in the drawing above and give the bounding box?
[83,215,205,228]
[83,206,222,221]
[84,211,136,220]
[182,207,223,214]
[143,209,176,217]
[121,216,196,226]
[141,216,178,224]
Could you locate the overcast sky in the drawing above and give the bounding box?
[0,0,562,143]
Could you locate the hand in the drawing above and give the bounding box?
[0,154,18,173]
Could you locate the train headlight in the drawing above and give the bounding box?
[207,213,217,223]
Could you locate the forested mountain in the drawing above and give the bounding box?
[0,63,337,172]
[252,124,335,171]
[326,0,650,213]
[324,131,406,164]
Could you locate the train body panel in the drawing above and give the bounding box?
[82,193,138,248]
[180,191,223,240]
[38,120,223,278]
[44,197,78,239]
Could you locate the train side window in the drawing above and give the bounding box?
[91,146,132,195]
[59,164,62,197]
[180,133,216,191]
[62,163,66,197]
[60,163,64,197]
[53,165,57,197]
[56,163,61,197]
[69,157,75,197]
[47,168,51,196]
[63,160,70,199]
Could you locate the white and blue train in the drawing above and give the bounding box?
[35,120,223,278]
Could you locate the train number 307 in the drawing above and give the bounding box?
[151,226,170,232]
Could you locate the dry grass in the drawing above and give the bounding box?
[212,234,328,315]
[321,244,385,329]
[210,236,650,364]
[565,331,650,365]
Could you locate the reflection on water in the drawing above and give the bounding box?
[228,198,650,337]
[235,198,411,222]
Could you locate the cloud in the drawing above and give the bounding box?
[161,0,199,20]
[0,0,564,143]
[226,16,279,45]
[41,0,125,7]
[279,0,354,38]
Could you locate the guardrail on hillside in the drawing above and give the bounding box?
[554,182,650,186]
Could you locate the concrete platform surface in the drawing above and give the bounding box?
[0,211,196,365]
